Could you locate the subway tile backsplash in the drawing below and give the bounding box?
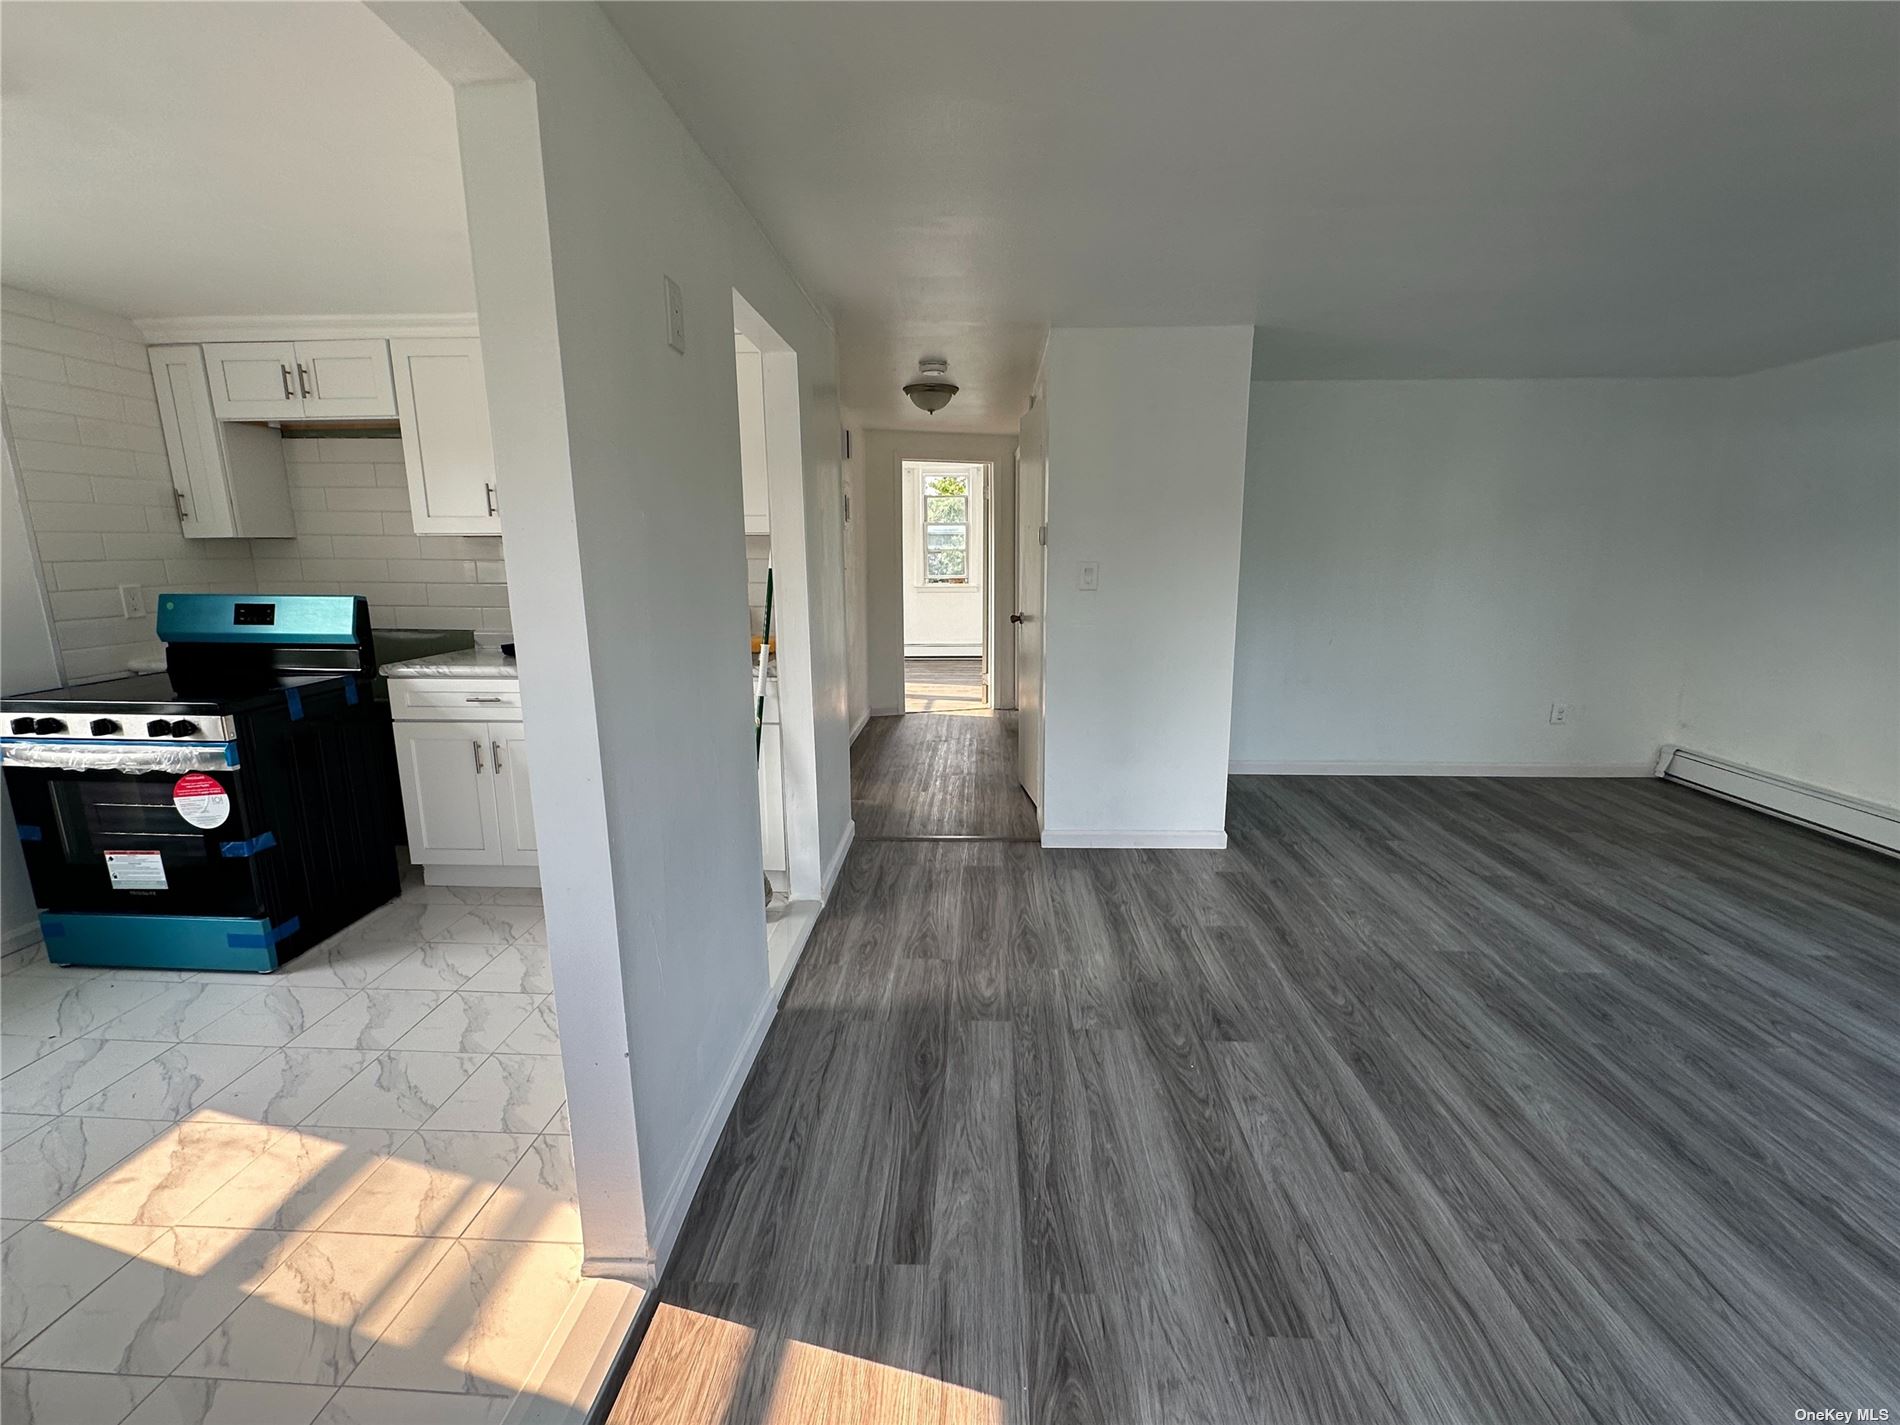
[3,284,512,682]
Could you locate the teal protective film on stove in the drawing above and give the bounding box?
[155,593,366,646]
[38,912,282,973]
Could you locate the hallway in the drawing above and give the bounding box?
[606,775,1900,1425]
[850,705,1039,841]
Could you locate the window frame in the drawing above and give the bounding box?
[918,467,973,587]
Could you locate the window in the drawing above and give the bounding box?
[922,470,969,584]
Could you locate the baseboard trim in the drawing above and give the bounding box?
[849,710,870,743]
[1228,760,1653,778]
[1655,746,1899,857]
[1041,829,1228,850]
[502,1275,647,1425]
[869,704,903,718]
[822,819,857,900]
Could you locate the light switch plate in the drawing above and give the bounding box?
[1077,560,1100,592]
[663,275,686,355]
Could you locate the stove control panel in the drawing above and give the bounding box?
[0,711,235,743]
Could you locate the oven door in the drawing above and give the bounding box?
[4,752,267,918]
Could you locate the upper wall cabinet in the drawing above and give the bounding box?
[390,337,500,535]
[205,339,397,421]
[148,345,295,538]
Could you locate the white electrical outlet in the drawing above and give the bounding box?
[118,584,146,619]
[663,275,686,354]
[1548,702,1569,725]
[1077,560,1100,591]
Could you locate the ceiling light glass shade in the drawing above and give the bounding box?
[904,381,959,414]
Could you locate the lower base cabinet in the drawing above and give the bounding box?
[392,717,536,874]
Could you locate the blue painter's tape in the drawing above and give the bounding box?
[284,688,304,721]
[41,919,65,938]
[225,915,300,949]
[219,831,277,858]
[17,824,42,842]
[343,679,359,706]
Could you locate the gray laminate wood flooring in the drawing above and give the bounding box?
[852,710,1041,841]
[906,657,987,713]
[610,775,1900,1425]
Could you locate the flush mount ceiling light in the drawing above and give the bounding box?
[903,358,959,415]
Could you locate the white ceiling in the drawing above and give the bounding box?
[606,2,1900,433]
[0,2,473,320]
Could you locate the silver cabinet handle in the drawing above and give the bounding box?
[472,740,484,772]
[297,363,311,399]
[465,696,503,703]
[484,482,498,517]
[173,488,189,521]
[492,739,503,771]
[280,364,294,399]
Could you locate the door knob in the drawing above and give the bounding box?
[1009,612,1025,624]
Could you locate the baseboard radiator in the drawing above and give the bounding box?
[1653,746,1900,857]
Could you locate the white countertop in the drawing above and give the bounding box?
[381,647,519,679]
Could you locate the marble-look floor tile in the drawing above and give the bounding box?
[511,918,548,946]
[92,983,264,1043]
[394,884,496,906]
[0,1115,169,1219]
[317,1130,533,1237]
[0,1037,169,1115]
[392,993,539,1054]
[181,1126,408,1233]
[69,1042,271,1120]
[365,943,503,993]
[313,1387,512,1425]
[301,1051,486,1130]
[9,1225,298,1375]
[1,1220,165,1358]
[0,976,171,1040]
[424,1054,566,1134]
[202,1048,377,1126]
[485,888,543,908]
[0,1368,162,1425]
[459,944,552,996]
[0,1220,29,1242]
[288,989,445,1051]
[548,1102,570,1134]
[462,1134,580,1243]
[385,901,541,945]
[42,1114,281,1226]
[0,941,54,976]
[345,1238,583,1396]
[185,1229,457,1386]
[120,1377,336,1425]
[496,997,561,1055]
[0,1034,69,1077]
[189,986,354,1047]
[0,1111,55,1146]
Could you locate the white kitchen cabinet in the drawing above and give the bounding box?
[393,719,498,865]
[147,345,294,538]
[203,339,395,421]
[492,726,536,864]
[390,337,500,534]
[389,678,536,884]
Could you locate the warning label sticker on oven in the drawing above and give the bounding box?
[105,850,168,891]
[172,772,231,829]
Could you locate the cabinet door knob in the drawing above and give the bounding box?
[473,739,484,772]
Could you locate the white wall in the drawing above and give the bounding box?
[1230,341,1900,805]
[424,1,853,1279]
[1675,343,1900,806]
[2,412,61,952]
[901,460,985,657]
[864,428,1018,714]
[842,413,869,733]
[1040,325,1255,846]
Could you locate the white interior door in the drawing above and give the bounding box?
[491,725,537,866]
[393,719,498,864]
[1015,395,1048,812]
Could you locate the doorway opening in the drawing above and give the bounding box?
[901,459,990,713]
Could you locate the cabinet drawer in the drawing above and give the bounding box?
[389,679,523,721]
